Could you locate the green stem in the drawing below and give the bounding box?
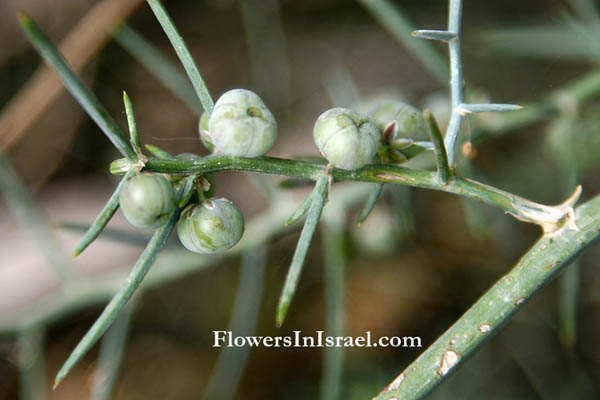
[17,13,136,160]
[0,184,373,335]
[276,173,329,327]
[127,156,573,231]
[146,0,214,116]
[374,193,600,400]
[54,207,181,388]
[89,300,134,400]
[320,210,346,400]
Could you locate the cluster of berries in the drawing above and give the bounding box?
[119,89,427,254]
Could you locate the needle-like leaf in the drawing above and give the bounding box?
[285,192,314,226]
[357,183,384,226]
[412,29,457,42]
[178,175,197,208]
[17,13,136,160]
[145,144,176,160]
[458,103,523,114]
[276,174,329,327]
[146,0,215,116]
[320,210,346,400]
[89,301,134,400]
[54,207,181,388]
[423,110,452,185]
[122,91,147,166]
[73,168,136,257]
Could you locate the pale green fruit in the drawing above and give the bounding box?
[313,107,380,170]
[120,174,176,229]
[370,100,428,141]
[198,112,215,153]
[177,198,245,254]
[208,89,277,157]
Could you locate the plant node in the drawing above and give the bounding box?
[510,185,582,234]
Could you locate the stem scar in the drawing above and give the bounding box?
[437,350,459,376]
[374,173,415,183]
[385,372,406,392]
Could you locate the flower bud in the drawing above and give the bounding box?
[313,107,380,170]
[208,89,277,157]
[371,100,428,141]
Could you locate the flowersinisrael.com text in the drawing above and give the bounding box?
[213,331,421,348]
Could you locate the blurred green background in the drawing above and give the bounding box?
[1,0,600,399]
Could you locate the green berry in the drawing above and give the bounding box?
[177,198,245,254]
[313,107,380,170]
[119,174,176,229]
[370,100,428,141]
[208,89,277,157]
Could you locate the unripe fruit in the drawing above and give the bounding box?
[208,89,277,157]
[177,198,245,254]
[313,107,380,170]
[370,100,428,141]
[120,174,176,229]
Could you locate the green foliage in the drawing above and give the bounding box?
[17,13,136,161]
[54,206,181,388]
[73,168,136,257]
[145,0,214,115]
[276,174,329,327]
[12,0,600,398]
